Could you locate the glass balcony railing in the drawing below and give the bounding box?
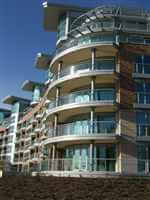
[47,121,116,138]
[55,34,115,56]
[48,89,115,110]
[40,158,116,172]
[57,121,116,137]
[51,59,115,82]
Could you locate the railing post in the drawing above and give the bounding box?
[90,143,93,171]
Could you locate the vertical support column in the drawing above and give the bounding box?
[48,147,51,171]
[58,61,63,80]
[146,146,149,173]
[56,87,60,107]
[91,76,95,101]
[90,142,93,171]
[54,114,58,137]
[65,12,70,36]
[91,48,96,71]
[115,32,120,46]
[90,107,95,134]
[17,156,19,172]
[52,144,56,171]
[28,161,30,174]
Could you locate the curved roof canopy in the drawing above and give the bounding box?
[2,96,30,105]
[43,2,89,31]
[22,80,44,92]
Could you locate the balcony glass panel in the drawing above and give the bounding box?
[55,34,114,56]
[52,58,115,81]
[57,121,116,137]
[95,59,115,70]
[48,89,115,109]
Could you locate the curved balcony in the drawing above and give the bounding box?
[51,33,118,68]
[38,158,117,174]
[47,89,117,120]
[43,121,118,145]
[48,59,118,97]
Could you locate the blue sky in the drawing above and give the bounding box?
[0,0,150,109]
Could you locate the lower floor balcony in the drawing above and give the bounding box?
[30,158,150,176]
[40,158,116,172]
[44,121,118,144]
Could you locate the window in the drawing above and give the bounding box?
[137,144,150,173]
[8,125,14,134]
[136,112,150,136]
[95,58,115,70]
[11,102,19,113]
[135,79,150,104]
[33,86,40,102]
[57,14,66,40]
[134,56,150,74]
[145,39,150,45]
[10,116,16,123]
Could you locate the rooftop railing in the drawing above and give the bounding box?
[71,5,150,31]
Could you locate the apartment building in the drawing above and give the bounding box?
[0,98,30,165]
[1,3,150,176]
